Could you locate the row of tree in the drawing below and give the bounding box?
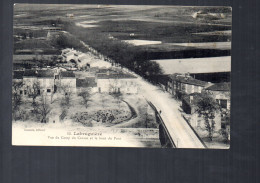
[60,20,163,79]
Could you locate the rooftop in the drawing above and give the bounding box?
[182,93,203,106]
[37,70,55,78]
[151,56,231,74]
[23,70,37,77]
[205,82,231,91]
[13,54,54,61]
[169,74,209,87]
[13,71,24,79]
[14,70,76,79]
[60,71,75,78]
[76,78,97,88]
[97,72,137,79]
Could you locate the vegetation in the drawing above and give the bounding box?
[50,32,88,53]
[60,84,73,108]
[195,93,220,141]
[34,94,51,123]
[12,82,23,120]
[78,89,91,108]
[110,92,122,109]
[220,108,230,143]
[61,21,163,79]
[28,81,41,105]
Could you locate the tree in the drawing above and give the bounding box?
[35,94,51,123]
[195,94,220,141]
[109,78,124,109]
[49,55,58,66]
[60,20,164,79]
[109,78,119,94]
[60,84,73,108]
[111,92,122,109]
[29,81,41,105]
[12,82,23,120]
[79,89,91,108]
[220,108,230,143]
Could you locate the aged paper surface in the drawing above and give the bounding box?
[12,4,231,148]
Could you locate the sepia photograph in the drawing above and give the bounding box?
[12,4,231,148]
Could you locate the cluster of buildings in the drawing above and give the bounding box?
[157,73,230,132]
[13,69,76,95]
[13,68,139,97]
[60,48,111,70]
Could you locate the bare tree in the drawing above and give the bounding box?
[78,89,91,108]
[111,92,122,109]
[195,93,220,141]
[109,78,119,94]
[60,84,73,108]
[35,94,51,123]
[109,78,123,108]
[29,81,41,105]
[12,82,23,120]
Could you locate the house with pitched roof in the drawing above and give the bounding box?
[96,70,138,94]
[58,71,77,93]
[37,70,55,94]
[205,82,231,110]
[181,93,222,131]
[167,73,211,99]
[13,70,77,95]
[61,48,79,62]
[76,77,97,93]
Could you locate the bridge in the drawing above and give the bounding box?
[78,37,207,148]
[138,78,206,149]
[147,100,206,148]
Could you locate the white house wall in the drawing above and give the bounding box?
[60,78,77,93]
[38,78,55,93]
[97,78,138,94]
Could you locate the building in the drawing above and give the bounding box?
[22,70,38,95]
[57,71,77,93]
[182,93,222,131]
[13,70,76,96]
[66,13,74,18]
[96,71,138,94]
[181,82,231,131]
[76,77,97,93]
[147,74,170,91]
[204,82,231,110]
[151,56,231,83]
[37,70,56,94]
[61,48,79,62]
[167,73,211,99]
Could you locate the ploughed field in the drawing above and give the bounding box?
[14,5,232,59]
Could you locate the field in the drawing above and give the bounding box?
[13,4,232,79]
[14,4,232,51]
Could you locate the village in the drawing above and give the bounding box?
[13,44,230,148]
[12,5,231,148]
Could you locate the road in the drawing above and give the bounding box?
[77,36,205,148]
[137,77,205,148]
